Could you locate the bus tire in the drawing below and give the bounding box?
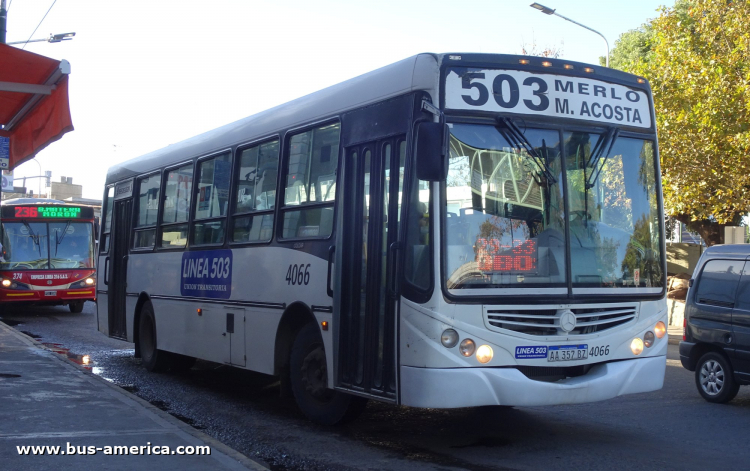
[290,322,367,425]
[68,301,85,313]
[138,301,170,372]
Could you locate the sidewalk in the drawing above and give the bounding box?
[0,321,268,470]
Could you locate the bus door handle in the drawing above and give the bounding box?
[327,245,335,298]
[103,257,110,285]
[387,242,401,298]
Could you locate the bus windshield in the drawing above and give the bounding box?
[444,123,663,292]
[1,222,94,270]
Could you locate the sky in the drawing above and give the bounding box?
[5,0,673,199]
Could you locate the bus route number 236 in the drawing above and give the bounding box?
[286,264,311,286]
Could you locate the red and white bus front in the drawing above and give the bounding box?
[0,204,96,313]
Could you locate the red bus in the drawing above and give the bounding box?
[0,201,97,313]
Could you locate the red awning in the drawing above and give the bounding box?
[0,44,73,170]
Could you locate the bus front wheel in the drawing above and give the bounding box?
[290,323,367,425]
[138,301,171,372]
[68,301,84,313]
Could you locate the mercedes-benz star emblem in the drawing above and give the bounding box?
[559,310,577,333]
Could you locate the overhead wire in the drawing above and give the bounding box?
[21,0,57,50]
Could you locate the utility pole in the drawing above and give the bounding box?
[0,0,7,44]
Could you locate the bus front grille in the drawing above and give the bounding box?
[484,304,638,336]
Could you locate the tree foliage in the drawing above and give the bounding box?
[610,0,750,245]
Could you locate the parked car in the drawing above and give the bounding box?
[680,244,750,403]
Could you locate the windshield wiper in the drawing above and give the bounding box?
[586,127,619,189]
[54,221,72,256]
[22,221,43,257]
[496,117,557,184]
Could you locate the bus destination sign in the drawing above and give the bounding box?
[14,206,82,218]
[445,68,652,128]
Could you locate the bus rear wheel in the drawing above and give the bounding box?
[138,301,171,372]
[290,323,367,425]
[68,301,84,313]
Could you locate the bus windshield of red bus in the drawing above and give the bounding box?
[1,222,94,270]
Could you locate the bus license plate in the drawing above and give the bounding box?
[44,291,57,297]
[548,345,588,362]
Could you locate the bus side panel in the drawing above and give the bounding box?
[151,298,231,364]
[126,247,333,376]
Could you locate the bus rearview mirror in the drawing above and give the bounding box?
[415,122,448,182]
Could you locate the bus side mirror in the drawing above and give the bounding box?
[415,122,448,182]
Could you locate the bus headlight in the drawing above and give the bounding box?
[476,345,493,364]
[459,339,476,357]
[644,331,655,348]
[441,329,459,348]
[630,338,644,355]
[70,277,96,289]
[654,321,666,339]
[1,279,10,287]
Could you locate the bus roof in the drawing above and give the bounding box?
[105,52,649,185]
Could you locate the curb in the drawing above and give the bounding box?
[0,320,270,471]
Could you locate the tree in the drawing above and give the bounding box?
[608,0,750,245]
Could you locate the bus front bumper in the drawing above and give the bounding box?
[400,355,666,408]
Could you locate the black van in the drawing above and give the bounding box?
[680,244,750,403]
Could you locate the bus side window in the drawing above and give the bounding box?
[280,123,340,239]
[160,164,193,248]
[192,152,232,245]
[101,186,114,253]
[404,180,431,292]
[134,175,160,249]
[232,139,279,243]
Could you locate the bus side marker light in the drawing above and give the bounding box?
[584,67,595,73]
[459,339,476,357]
[197,308,202,316]
[644,331,655,348]
[654,321,666,339]
[564,64,574,70]
[321,321,329,331]
[541,61,552,67]
[441,329,459,348]
[630,338,644,355]
[1,279,10,287]
[519,59,530,65]
[476,345,493,364]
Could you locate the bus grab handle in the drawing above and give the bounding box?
[327,245,335,297]
[387,242,401,298]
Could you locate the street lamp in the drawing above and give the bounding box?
[7,32,75,46]
[529,3,609,67]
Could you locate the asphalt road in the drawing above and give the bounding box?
[2,302,750,471]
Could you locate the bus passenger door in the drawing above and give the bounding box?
[108,199,131,340]
[336,138,406,402]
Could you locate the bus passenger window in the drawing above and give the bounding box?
[281,123,340,239]
[160,164,193,248]
[232,139,279,243]
[192,152,231,245]
[134,175,160,248]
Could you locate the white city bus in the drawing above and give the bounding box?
[97,53,668,424]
